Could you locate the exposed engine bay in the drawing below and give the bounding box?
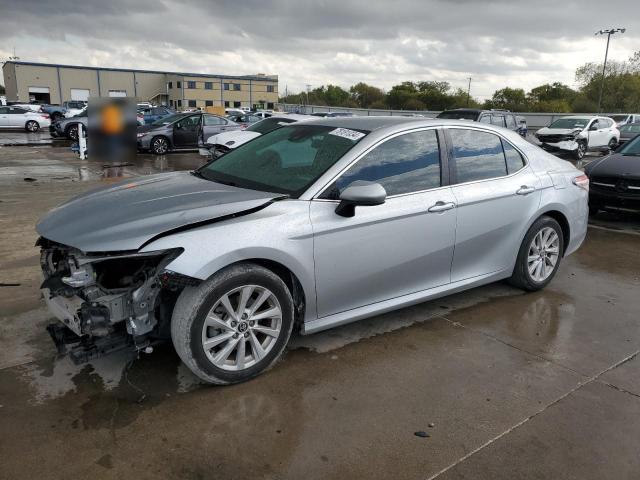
[38,238,197,363]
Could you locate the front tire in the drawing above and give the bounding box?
[573,140,587,160]
[25,120,39,132]
[171,263,294,385]
[509,216,564,292]
[150,136,169,155]
[607,138,617,153]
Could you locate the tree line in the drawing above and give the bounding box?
[279,51,640,113]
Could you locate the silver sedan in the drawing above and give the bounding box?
[37,117,588,384]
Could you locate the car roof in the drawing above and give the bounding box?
[291,116,527,135]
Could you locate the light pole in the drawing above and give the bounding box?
[466,77,472,107]
[595,28,625,113]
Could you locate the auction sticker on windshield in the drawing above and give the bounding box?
[328,128,366,141]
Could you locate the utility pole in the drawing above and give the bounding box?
[595,28,625,113]
[466,77,472,107]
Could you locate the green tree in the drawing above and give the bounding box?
[350,82,385,108]
[386,82,419,109]
[484,87,528,111]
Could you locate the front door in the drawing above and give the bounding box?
[0,107,8,127]
[310,128,457,318]
[444,127,542,282]
[173,114,201,148]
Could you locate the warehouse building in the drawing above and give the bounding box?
[2,61,278,110]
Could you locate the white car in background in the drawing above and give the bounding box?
[0,105,51,132]
[609,113,640,128]
[535,116,619,160]
[202,114,311,158]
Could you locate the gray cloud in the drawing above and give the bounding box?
[1,0,637,97]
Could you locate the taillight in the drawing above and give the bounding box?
[573,174,589,191]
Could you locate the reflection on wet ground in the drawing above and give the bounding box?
[1,143,640,479]
[0,145,206,185]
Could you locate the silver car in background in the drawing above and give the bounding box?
[37,117,588,384]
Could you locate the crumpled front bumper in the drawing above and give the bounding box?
[539,140,579,152]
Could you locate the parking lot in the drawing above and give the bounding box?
[0,128,639,479]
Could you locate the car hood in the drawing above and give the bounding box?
[585,153,640,178]
[205,130,260,147]
[36,171,284,252]
[537,127,581,136]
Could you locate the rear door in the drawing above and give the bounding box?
[202,115,227,139]
[310,128,458,318]
[7,107,28,128]
[445,127,542,282]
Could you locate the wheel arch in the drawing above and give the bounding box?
[223,258,307,330]
[537,209,570,256]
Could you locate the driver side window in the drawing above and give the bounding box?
[177,115,201,129]
[324,129,441,198]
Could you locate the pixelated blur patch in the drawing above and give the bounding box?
[88,97,137,165]
[101,104,125,134]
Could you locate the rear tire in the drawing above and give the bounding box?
[171,263,294,385]
[25,120,39,132]
[509,216,564,292]
[67,124,79,140]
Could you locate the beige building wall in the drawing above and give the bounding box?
[2,63,20,102]
[2,62,278,108]
[134,72,167,102]
[96,70,135,97]
[59,67,100,101]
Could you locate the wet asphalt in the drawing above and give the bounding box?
[0,133,639,479]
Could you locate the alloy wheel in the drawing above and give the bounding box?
[201,285,283,371]
[576,142,586,159]
[527,227,560,282]
[153,137,168,154]
[26,121,38,132]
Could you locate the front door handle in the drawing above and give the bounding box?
[516,185,536,195]
[428,201,456,213]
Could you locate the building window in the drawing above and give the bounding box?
[224,101,230,107]
[267,102,274,109]
[205,100,213,107]
[188,100,196,107]
[168,82,173,89]
[177,81,182,89]
[169,99,174,106]
[233,83,241,91]
[204,82,213,90]
[234,101,241,108]
[177,99,182,107]
[267,85,275,93]
[223,83,230,90]
[187,81,196,89]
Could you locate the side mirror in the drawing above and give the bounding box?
[335,181,387,217]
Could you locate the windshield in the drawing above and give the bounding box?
[620,124,640,134]
[199,124,369,197]
[618,135,640,155]
[151,113,185,126]
[548,118,589,129]
[610,115,628,122]
[246,117,296,134]
[437,111,479,120]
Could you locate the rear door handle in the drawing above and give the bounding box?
[516,185,536,195]
[428,201,456,213]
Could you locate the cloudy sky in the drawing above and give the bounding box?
[1,0,638,99]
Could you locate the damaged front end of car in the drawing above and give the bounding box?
[38,238,198,363]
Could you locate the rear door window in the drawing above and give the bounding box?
[449,129,508,183]
[331,129,441,197]
[502,140,526,174]
[490,115,506,127]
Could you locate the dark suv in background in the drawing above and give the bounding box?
[437,109,522,134]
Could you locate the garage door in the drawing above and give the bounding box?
[71,89,90,101]
[108,90,127,97]
[29,87,50,94]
